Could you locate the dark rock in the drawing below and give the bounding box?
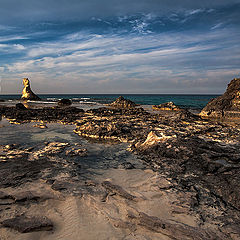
[127,212,226,239]
[200,78,240,119]
[16,103,27,110]
[0,99,5,102]
[119,162,135,169]
[0,152,53,188]
[1,215,53,233]
[174,109,200,121]
[51,181,70,191]
[102,181,136,201]
[108,96,137,108]
[58,98,72,106]
[1,106,84,123]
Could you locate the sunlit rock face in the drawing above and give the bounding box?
[152,102,180,111]
[21,78,41,101]
[108,96,137,108]
[200,78,240,119]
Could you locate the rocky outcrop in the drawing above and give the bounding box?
[200,78,240,119]
[21,78,41,101]
[0,106,84,124]
[108,96,137,108]
[58,98,72,106]
[152,101,180,111]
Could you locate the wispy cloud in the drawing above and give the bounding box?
[211,22,224,30]
[2,26,239,93]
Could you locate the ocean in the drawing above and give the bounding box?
[0,94,219,110]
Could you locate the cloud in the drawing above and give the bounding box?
[13,44,25,50]
[0,0,239,24]
[211,22,224,30]
[2,26,239,94]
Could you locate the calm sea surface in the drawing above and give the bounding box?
[0,94,219,110]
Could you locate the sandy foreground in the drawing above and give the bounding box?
[0,167,198,240]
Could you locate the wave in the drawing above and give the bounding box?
[27,100,54,104]
[46,98,58,101]
[78,101,97,104]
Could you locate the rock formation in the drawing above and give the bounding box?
[21,78,41,101]
[200,78,240,119]
[58,98,72,106]
[108,96,137,108]
[152,102,180,111]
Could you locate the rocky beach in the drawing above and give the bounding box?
[0,78,240,239]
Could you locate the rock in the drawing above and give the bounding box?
[33,142,69,157]
[152,102,180,111]
[16,103,27,110]
[1,215,53,233]
[21,78,41,101]
[33,123,48,129]
[1,106,84,123]
[118,162,135,169]
[141,131,176,148]
[108,96,137,108]
[200,78,240,119]
[65,147,87,157]
[102,181,136,201]
[174,109,199,121]
[127,212,225,239]
[0,99,5,102]
[58,98,72,106]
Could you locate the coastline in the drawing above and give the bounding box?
[0,101,240,239]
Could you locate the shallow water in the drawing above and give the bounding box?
[0,118,145,171]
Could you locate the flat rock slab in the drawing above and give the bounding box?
[1,215,53,233]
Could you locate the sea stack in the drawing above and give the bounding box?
[200,78,240,119]
[21,78,41,101]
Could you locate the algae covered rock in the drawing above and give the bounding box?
[21,78,41,101]
[200,78,240,119]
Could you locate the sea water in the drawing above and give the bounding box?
[0,94,219,110]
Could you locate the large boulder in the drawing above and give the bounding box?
[16,103,27,110]
[21,78,41,101]
[58,98,72,106]
[200,78,240,119]
[108,96,137,108]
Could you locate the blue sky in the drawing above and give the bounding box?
[0,0,240,94]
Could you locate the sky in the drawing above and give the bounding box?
[0,0,240,94]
